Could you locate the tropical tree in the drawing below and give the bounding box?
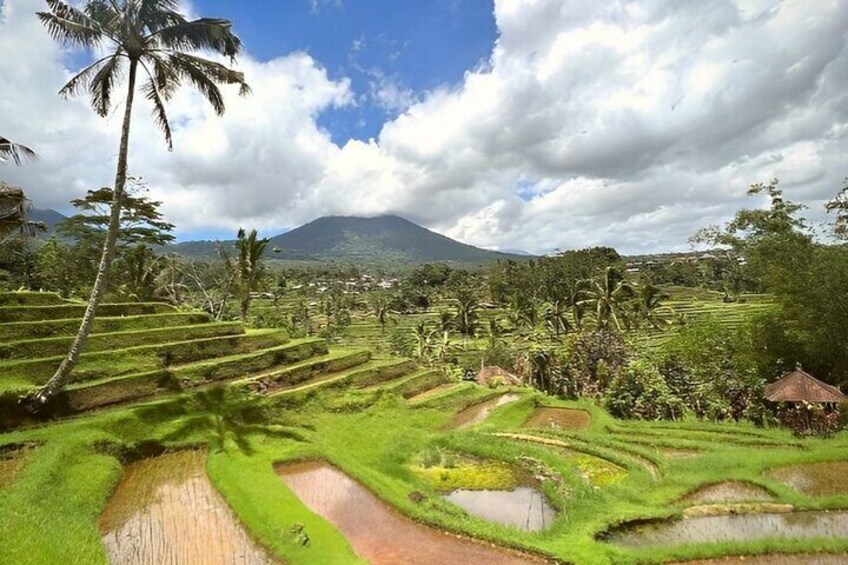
[632,283,672,330]
[542,298,572,339]
[452,289,480,337]
[32,0,249,404]
[0,182,41,243]
[581,267,634,331]
[0,136,36,165]
[827,178,848,240]
[367,291,397,334]
[221,228,269,322]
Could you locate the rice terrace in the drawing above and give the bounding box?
[2,0,848,564]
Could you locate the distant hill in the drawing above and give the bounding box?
[169,215,531,265]
[29,209,67,236]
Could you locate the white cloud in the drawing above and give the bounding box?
[1,0,847,254]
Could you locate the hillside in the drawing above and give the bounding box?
[170,215,530,265]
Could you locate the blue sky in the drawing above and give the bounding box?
[196,0,497,143]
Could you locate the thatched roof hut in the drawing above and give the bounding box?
[764,365,846,404]
[476,365,522,388]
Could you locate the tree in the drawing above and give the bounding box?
[452,289,480,337]
[33,0,249,404]
[543,298,572,339]
[581,267,634,331]
[58,182,175,249]
[0,136,36,165]
[631,282,671,330]
[367,291,397,334]
[221,229,269,322]
[827,178,848,240]
[0,182,42,243]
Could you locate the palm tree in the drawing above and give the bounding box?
[368,292,396,334]
[633,283,671,330]
[581,266,634,331]
[32,0,249,405]
[452,290,480,337]
[543,298,572,339]
[0,136,37,165]
[221,228,269,322]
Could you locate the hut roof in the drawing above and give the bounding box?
[764,366,846,403]
[476,365,522,387]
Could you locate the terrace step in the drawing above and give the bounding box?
[236,349,373,395]
[381,369,450,399]
[407,382,472,405]
[0,312,212,342]
[58,338,328,413]
[265,357,418,398]
[0,302,175,323]
[0,330,290,391]
[0,292,67,306]
[0,322,245,361]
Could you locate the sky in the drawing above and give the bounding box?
[0,0,847,254]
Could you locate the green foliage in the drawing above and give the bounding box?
[604,360,684,421]
[563,329,630,398]
[778,403,843,439]
[220,228,269,322]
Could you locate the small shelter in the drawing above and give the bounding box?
[764,365,846,404]
[476,365,522,388]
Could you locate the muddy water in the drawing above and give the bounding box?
[277,460,547,564]
[451,394,522,428]
[683,481,774,504]
[443,487,555,531]
[606,510,848,548]
[769,461,848,497]
[99,450,274,565]
[671,555,848,564]
[523,407,591,430]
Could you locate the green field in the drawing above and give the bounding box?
[1,291,847,564]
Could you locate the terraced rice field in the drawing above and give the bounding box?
[1,291,847,565]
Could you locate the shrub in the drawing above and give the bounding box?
[604,360,685,421]
[563,329,629,398]
[779,403,843,438]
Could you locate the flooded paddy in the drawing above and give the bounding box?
[451,393,522,428]
[660,448,701,459]
[99,450,273,565]
[523,407,591,430]
[605,510,848,548]
[443,487,555,531]
[768,461,848,497]
[277,460,547,564]
[683,481,775,504]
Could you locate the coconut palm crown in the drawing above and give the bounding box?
[31,0,249,405]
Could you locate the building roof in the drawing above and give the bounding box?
[476,365,522,388]
[764,365,846,403]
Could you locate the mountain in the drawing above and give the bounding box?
[169,215,531,265]
[29,208,67,236]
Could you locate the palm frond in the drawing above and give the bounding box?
[37,0,107,48]
[140,60,174,149]
[88,54,124,117]
[0,138,37,165]
[58,54,117,99]
[170,54,225,114]
[155,18,244,59]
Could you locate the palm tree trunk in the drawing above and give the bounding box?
[32,60,139,405]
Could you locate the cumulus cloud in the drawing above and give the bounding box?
[1,0,847,254]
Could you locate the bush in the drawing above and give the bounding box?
[779,403,843,438]
[604,360,684,421]
[563,329,629,398]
